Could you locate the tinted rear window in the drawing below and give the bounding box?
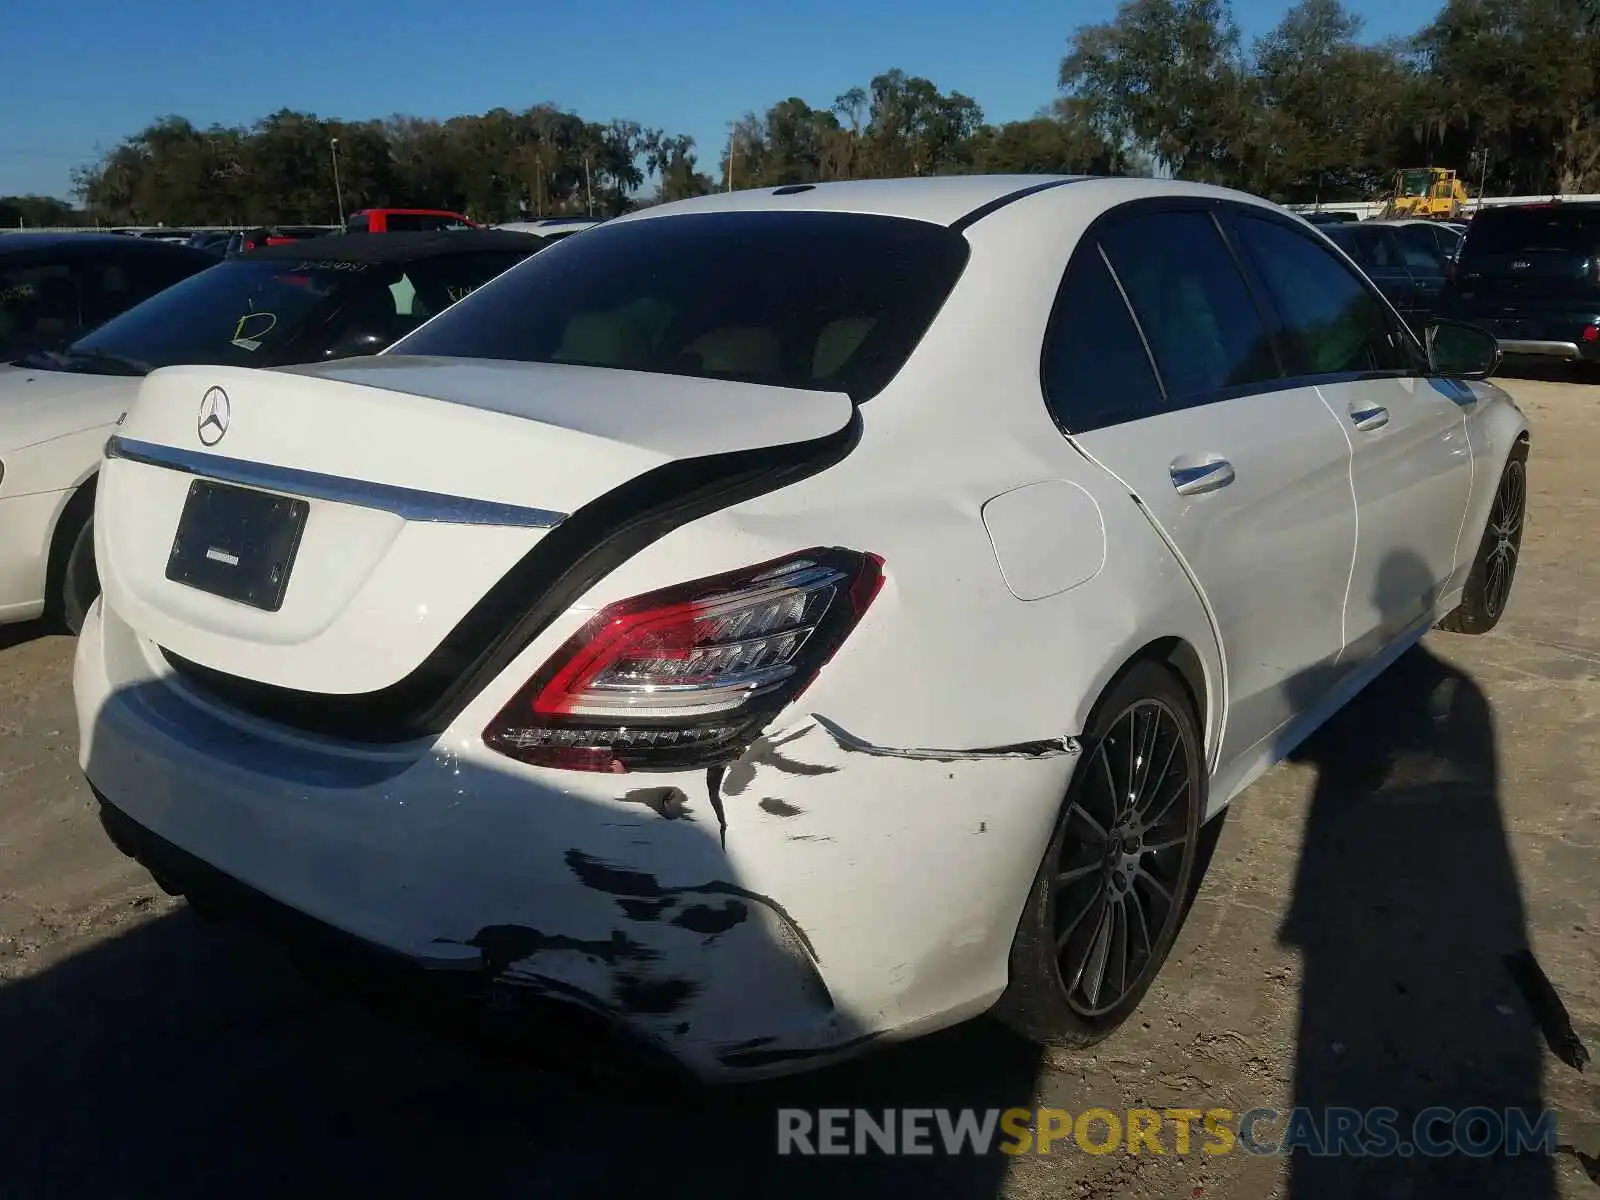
[1464,208,1600,256]
[392,211,971,401]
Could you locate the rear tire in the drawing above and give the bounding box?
[1437,444,1526,635]
[59,515,100,636]
[994,659,1205,1049]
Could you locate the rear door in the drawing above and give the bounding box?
[1229,210,1473,659]
[1390,224,1449,325]
[1335,227,1421,323]
[1050,202,1357,772]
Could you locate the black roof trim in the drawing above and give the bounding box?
[246,229,545,264]
[949,177,1081,233]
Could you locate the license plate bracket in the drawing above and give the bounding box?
[165,480,309,612]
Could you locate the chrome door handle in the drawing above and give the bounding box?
[1170,459,1235,496]
[1350,405,1390,431]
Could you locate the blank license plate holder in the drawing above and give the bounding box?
[165,480,308,612]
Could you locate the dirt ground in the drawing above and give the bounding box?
[1,373,1596,1200]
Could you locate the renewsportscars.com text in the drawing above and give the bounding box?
[777,1106,1559,1158]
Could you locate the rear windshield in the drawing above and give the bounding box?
[1464,207,1600,257]
[66,250,533,371]
[392,210,972,401]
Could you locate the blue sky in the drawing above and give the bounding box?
[2,0,1430,201]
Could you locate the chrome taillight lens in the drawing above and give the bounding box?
[483,548,885,772]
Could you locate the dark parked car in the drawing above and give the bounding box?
[43,229,548,373]
[1323,221,1449,330]
[1303,210,1361,225]
[1441,201,1600,372]
[0,233,214,362]
[2,230,548,629]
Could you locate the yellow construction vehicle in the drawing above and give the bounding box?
[1380,168,1471,220]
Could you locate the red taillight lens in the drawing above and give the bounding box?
[484,548,884,773]
[1584,324,1599,344]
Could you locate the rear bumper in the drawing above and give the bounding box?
[74,598,1076,1079]
[1442,305,1600,361]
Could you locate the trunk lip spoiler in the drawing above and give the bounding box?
[103,435,569,530]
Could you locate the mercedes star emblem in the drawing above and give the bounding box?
[198,387,231,447]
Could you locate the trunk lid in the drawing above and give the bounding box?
[99,357,853,697]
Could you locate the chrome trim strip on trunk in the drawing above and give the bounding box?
[105,436,569,529]
[1497,339,1582,361]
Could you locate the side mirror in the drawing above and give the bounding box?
[323,330,388,360]
[1424,319,1500,380]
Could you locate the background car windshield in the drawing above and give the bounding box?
[71,252,526,369]
[1465,207,1600,256]
[392,210,971,401]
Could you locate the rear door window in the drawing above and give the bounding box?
[82,251,205,325]
[1041,245,1166,432]
[1330,227,1407,273]
[1392,225,1446,273]
[392,211,971,401]
[1232,214,1412,377]
[1097,209,1280,405]
[0,260,82,358]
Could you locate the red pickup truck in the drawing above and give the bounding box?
[345,208,478,233]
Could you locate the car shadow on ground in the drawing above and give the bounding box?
[1494,359,1595,385]
[1278,549,1562,1198]
[0,618,58,653]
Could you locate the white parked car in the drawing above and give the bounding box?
[493,217,603,242]
[76,176,1527,1079]
[0,231,543,633]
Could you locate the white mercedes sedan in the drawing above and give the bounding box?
[75,176,1528,1079]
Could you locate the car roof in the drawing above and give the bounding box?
[246,229,545,263]
[611,175,1290,230]
[0,231,209,254]
[1476,201,1600,217]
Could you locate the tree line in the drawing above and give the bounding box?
[7,0,1597,228]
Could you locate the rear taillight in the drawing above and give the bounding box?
[1584,325,1599,344]
[483,548,885,773]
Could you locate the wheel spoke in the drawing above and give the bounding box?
[1055,860,1100,887]
[1126,888,1154,960]
[1138,772,1186,830]
[1054,888,1102,951]
[1142,833,1188,855]
[1109,898,1131,1000]
[1076,905,1115,1007]
[1068,802,1109,843]
[1135,866,1173,909]
[1128,708,1162,813]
